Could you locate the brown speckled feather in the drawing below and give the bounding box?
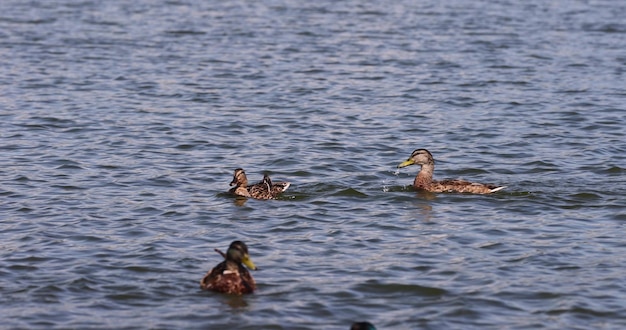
[228,169,290,200]
[200,260,256,295]
[425,179,503,194]
[398,149,505,194]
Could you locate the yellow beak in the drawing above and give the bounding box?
[397,159,415,168]
[242,255,257,270]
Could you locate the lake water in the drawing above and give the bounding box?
[1,0,625,329]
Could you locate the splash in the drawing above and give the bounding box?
[383,169,402,192]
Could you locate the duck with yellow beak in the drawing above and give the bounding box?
[398,148,505,194]
[200,241,257,295]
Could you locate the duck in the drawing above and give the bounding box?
[397,149,505,194]
[228,168,290,200]
[200,240,257,295]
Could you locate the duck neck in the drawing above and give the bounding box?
[414,164,434,188]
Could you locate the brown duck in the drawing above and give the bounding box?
[397,149,505,194]
[200,241,257,295]
[228,168,290,200]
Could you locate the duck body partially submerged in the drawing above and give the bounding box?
[200,241,257,295]
[228,168,290,199]
[398,149,505,194]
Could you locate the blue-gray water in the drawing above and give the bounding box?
[1,0,625,329]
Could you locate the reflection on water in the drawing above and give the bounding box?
[414,191,438,202]
[233,197,248,207]
[220,295,250,309]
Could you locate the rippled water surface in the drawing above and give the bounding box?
[1,0,625,329]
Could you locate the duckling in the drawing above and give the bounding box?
[397,149,505,194]
[228,168,290,200]
[200,241,257,295]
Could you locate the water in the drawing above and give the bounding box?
[1,0,625,329]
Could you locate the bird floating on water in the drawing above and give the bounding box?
[229,168,290,199]
[200,241,257,295]
[397,148,505,194]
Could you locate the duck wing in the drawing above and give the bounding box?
[247,181,273,199]
[200,260,256,295]
[432,179,505,194]
[247,174,290,199]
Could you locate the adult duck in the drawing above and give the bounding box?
[397,149,505,194]
[229,168,290,199]
[200,241,257,295]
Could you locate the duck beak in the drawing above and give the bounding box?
[229,178,237,186]
[397,159,415,168]
[242,254,257,270]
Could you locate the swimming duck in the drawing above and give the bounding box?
[200,240,257,295]
[397,149,505,194]
[228,168,290,199]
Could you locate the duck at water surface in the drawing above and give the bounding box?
[200,241,257,295]
[397,149,505,194]
[228,168,290,200]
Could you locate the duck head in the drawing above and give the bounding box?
[227,240,257,270]
[397,148,434,168]
[230,168,248,187]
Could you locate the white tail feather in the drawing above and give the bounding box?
[279,182,291,192]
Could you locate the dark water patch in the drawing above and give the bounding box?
[164,30,206,36]
[603,166,624,175]
[330,188,368,197]
[613,213,626,221]
[174,143,198,150]
[565,192,602,201]
[356,280,448,297]
[50,184,86,191]
[105,291,154,305]
[161,210,187,217]
[544,305,618,318]
[7,264,39,272]
[582,23,626,34]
